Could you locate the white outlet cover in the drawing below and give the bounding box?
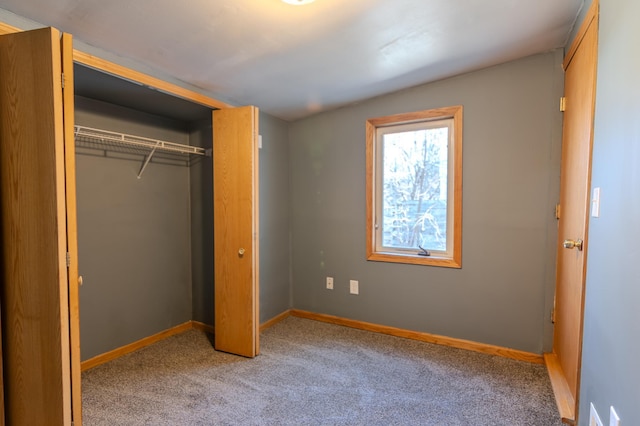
[326,277,334,290]
[349,280,359,295]
[590,403,603,426]
[610,406,620,426]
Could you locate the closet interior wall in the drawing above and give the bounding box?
[189,119,214,326]
[75,95,213,360]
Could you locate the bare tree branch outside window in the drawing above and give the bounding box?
[381,127,448,251]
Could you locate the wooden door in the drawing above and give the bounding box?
[0,27,77,425]
[546,3,599,424]
[213,106,260,357]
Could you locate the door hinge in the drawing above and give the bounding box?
[66,252,71,268]
[551,308,556,324]
[555,204,561,220]
[61,72,65,89]
[559,96,566,112]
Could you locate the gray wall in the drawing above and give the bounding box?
[578,0,640,423]
[75,97,193,360]
[289,51,564,354]
[258,112,293,322]
[189,119,214,326]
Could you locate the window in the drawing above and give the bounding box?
[366,106,462,268]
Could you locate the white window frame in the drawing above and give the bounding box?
[366,106,463,268]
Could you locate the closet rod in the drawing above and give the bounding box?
[74,125,208,156]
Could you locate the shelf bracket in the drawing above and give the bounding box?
[137,141,160,179]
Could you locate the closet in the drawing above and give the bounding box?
[0,26,259,426]
[73,71,212,362]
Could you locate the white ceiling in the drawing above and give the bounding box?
[0,0,583,120]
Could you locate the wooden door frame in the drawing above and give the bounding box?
[545,1,599,424]
[0,21,232,110]
[61,31,82,425]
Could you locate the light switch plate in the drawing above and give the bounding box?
[591,187,600,217]
[349,280,359,295]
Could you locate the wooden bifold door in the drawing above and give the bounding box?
[213,106,260,358]
[0,27,81,425]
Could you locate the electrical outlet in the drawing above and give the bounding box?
[326,276,334,290]
[590,403,603,426]
[349,280,359,295]
[610,406,620,426]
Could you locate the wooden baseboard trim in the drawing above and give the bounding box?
[544,353,576,424]
[191,321,215,334]
[81,321,194,371]
[260,310,291,332]
[290,309,544,364]
[80,312,287,371]
[80,309,544,371]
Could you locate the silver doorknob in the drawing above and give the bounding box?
[563,239,583,251]
[78,275,83,286]
[238,248,245,256]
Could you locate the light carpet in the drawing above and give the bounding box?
[82,316,561,425]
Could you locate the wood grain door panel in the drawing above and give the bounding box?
[550,4,599,423]
[0,27,72,425]
[213,106,259,358]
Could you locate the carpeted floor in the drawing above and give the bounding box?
[82,316,562,425]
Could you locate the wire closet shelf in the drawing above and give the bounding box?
[74,125,207,156]
[74,125,209,178]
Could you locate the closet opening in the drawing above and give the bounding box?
[73,62,216,362]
